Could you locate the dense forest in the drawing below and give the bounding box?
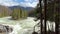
[12,8,28,20]
[0,5,28,20]
[0,0,59,21]
[0,5,12,17]
[32,0,60,34]
[29,0,60,22]
[0,0,60,34]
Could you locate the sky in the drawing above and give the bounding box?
[0,0,39,7]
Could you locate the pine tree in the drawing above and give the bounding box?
[12,8,28,20]
[12,8,21,20]
[24,10,28,18]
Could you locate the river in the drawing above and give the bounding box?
[0,16,55,34]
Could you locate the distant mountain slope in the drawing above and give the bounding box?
[9,6,34,11]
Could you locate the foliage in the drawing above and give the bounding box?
[32,0,60,22]
[12,8,28,20]
[0,8,9,17]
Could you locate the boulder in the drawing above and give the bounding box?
[0,24,13,33]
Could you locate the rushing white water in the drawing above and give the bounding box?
[0,16,55,34]
[0,16,39,34]
[9,23,22,34]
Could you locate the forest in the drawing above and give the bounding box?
[0,0,60,34]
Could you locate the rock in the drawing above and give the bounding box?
[32,31,38,34]
[4,25,13,33]
[0,29,2,33]
[0,24,13,33]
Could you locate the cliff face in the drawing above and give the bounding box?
[0,5,12,17]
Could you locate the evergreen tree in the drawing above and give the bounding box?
[24,10,28,18]
[12,8,28,20]
[12,8,22,20]
[0,8,8,17]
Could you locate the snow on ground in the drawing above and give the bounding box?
[0,16,55,34]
